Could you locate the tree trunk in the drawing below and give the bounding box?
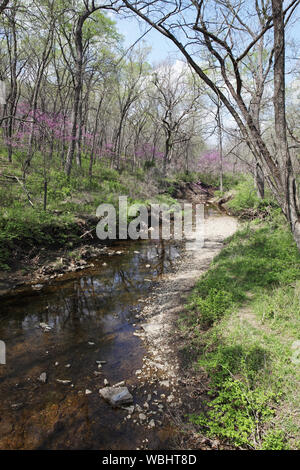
[64,16,85,177]
[272,0,300,249]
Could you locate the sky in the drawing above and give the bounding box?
[115,14,179,65]
[114,7,300,68]
[113,6,300,147]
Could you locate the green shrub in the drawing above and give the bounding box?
[187,223,300,326]
[185,216,300,449]
[191,378,277,448]
[189,288,233,326]
[98,166,120,182]
[228,177,261,211]
[261,430,289,450]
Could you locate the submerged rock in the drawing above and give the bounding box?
[11,403,24,410]
[56,379,71,385]
[39,322,51,331]
[38,372,47,384]
[99,386,133,408]
[122,405,135,414]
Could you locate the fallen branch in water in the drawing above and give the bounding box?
[80,228,94,239]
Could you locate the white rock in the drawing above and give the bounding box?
[38,372,47,383]
[160,380,170,388]
[167,394,175,403]
[122,405,135,414]
[39,322,51,331]
[113,381,125,388]
[99,386,133,408]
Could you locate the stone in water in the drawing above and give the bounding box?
[99,387,133,408]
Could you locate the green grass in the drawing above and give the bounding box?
[227,176,278,215]
[181,213,300,449]
[0,149,156,268]
[0,147,185,269]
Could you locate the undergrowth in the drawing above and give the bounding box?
[182,211,300,449]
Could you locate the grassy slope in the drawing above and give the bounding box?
[0,148,178,270]
[180,183,300,450]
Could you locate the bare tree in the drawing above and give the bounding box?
[22,1,56,177]
[148,62,202,176]
[0,0,10,16]
[60,0,121,177]
[121,0,300,249]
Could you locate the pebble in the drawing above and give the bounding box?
[167,394,174,403]
[113,381,125,388]
[38,372,47,384]
[122,405,135,414]
[11,403,23,410]
[39,322,51,331]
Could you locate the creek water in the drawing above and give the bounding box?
[0,206,219,450]
[0,235,187,450]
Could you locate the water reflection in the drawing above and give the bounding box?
[0,238,182,450]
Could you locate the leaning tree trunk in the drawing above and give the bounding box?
[255,162,265,199]
[272,0,300,250]
[5,8,18,163]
